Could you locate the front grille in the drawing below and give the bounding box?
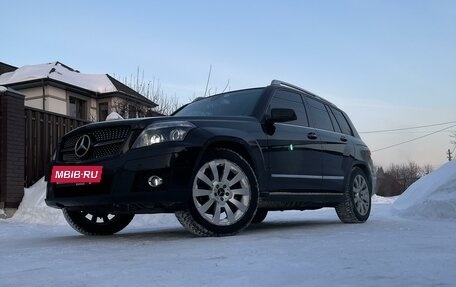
[60,126,130,163]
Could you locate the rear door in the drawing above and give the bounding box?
[266,90,323,193]
[305,97,354,192]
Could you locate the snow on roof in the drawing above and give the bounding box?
[0,62,117,93]
[393,160,456,220]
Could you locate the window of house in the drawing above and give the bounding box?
[306,97,334,131]
[129,105,137,119]
[69,97,87,120]
[98,102,108,121]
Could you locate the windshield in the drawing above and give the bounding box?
[173,88,264,117]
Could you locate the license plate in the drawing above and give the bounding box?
[50,166,103,184]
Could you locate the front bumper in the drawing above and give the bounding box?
[45,143,200,213]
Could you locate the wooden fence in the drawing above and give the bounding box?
[24,107,89,187]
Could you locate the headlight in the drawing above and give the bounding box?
[132,121,195,148]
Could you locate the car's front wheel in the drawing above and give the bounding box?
[63,209,134,235]
[175,148,259,236]
[335,167,371,223]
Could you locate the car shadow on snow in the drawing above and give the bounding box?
[40,218,345,245]
[36,217,364,243]
[45,227,194,243]
[245,219,342,234]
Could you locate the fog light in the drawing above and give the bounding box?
[148,176,163,188]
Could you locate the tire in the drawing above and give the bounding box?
[251,209,268,224]
[175,148,259,236]
[63,209,134,235]
[335,167,371,223]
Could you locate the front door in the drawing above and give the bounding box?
[266,90,323,193]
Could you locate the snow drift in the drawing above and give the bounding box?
[393,160,456,220]
[8,178,67,225]
[372,194,397,204]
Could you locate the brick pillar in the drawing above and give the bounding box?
[0,86,25,211]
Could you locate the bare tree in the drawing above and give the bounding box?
[422,164,434,175]
[145,79,181,115]
[115,68,181,116]
[115,66,231,115]
[376,161,432,197]
[187,65,231,103]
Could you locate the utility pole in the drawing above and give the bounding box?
[447,149,453,161]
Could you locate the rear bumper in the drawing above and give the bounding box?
[45,144,200,212]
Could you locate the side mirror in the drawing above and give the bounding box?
[269,108,297,123]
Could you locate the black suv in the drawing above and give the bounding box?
[46,80,375,236]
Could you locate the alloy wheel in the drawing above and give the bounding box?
[352,174,370,215]
[192,159,251,226]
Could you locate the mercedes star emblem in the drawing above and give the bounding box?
[74,134,91,158]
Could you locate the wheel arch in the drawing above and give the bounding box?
[195,136,267,193]
[350,162,373,194]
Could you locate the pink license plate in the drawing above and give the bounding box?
[50,166,103,184]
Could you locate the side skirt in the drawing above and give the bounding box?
[259,192,344,211]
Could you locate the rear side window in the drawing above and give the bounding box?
[331,108,353,136]
[306,97,334,131]
[270,90,308,127]
[326,106,341,133]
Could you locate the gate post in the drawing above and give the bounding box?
[0,86,25,217]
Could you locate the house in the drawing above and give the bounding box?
[0,61,159,121]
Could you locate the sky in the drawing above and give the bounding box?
[2,0,456,168]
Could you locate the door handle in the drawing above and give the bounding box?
[340,135,347,142]
[307,132,318,140]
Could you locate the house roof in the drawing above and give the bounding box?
[107,75,157,107]
[0,62,17,75]
[0,61,157,107]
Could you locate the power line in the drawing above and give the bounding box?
[360,120,456,134]
[363,130,452,135]
[372,124,456,153]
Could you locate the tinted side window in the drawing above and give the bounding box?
[270,90,308,127]
[306,97,334,131]
[331,108,353,136]
[326,105,341,133]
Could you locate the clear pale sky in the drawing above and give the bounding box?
[2,0,456,168]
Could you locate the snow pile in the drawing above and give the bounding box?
[393,161,456,220]
[8,178,67,225]
[372,194,397,204]
[0,62,117,93]
[106,111,124,121]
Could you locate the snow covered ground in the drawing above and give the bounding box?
[1,161,456,286]
[0,204,455,286]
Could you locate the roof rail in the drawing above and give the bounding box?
[270,79,328,103]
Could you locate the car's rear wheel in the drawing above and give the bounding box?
[251,209,268,224]
[335,167,371,223]
[63,209,134,235]
[175,148,259,236]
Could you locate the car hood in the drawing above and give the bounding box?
[68,115,259,133]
